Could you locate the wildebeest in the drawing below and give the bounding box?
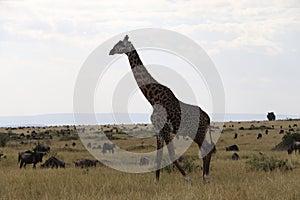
[41,156,65,168]
[18,151,44,168]
[234,133,238,139]
[33,144,50,153]
[139,157,150,166]
[257,133,262,139]
[74,159,98,168]
[232,153,239,160]
[0,152,6,159]
[87,142,92,148]
[289,141,300,154]
[265,130,268,135]
[293,124,298,127]
[226,145,239,151]
[102,143,115,154]
[279,129,284,134]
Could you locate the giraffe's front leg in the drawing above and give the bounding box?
[165,137,191,183]
[156,134,164,181]
[151,104,168,182]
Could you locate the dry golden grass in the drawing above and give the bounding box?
[0,120,300,200]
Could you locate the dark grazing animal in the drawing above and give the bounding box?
[18,151,44,168]
[87,142,92,148]
[0,152,6,159]
[234,133,238,139]
[226,145,239,151]
[140,157,150,166]
[85,159,98,167]
[33,144,50,153]
[290,141,300,154]
[74,159,98,168]
[279,129,284,134]
[41,156,65,168]
[257,133,262,139]
[265,130,268,135]
[232,153,239,160]
[102,143,116,154]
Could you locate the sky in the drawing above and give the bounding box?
[0,0,299,117]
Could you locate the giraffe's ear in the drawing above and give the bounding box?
[123,35,129,42]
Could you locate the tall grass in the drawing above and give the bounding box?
[0,120,300,199]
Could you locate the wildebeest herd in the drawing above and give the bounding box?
[17,143,113,169]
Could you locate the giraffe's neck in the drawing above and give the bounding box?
[125,50,159,88]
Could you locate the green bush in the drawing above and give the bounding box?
[59,135,79,141]
[248,125,273,130]
[282,133,300,146]
[274,133,300,150]
[0,133,9,147]
[163,156,200,173]
[247,155,292,172]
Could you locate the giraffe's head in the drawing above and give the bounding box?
[109,35,135,55]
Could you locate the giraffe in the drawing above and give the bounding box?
[109,35,216,182]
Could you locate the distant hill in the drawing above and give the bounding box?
[0,113,298,127]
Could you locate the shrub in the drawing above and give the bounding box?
[247,155,292,172]
[247,125,273,130]
[0,131,19,147]
[59,135,79,141]
[273,133,300,150]
[0,133,9,147]
[163,156,200,173]
[282,133,300,146]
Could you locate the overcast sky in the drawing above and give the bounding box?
[0,0,299,117]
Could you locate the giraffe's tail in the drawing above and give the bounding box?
[198,127,216,158]
[208,126,216,154]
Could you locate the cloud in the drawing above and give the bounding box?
[0,0,299,116]
[1,0,299,56]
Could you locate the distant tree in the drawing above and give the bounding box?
[267,112,276,121]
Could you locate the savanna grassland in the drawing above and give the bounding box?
[0,120,300,200]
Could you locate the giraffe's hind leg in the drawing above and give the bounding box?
[202,151,212,182]
[198,139,215,182]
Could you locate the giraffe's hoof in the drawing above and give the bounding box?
[203,175,210,183]
[184,176,192,183]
